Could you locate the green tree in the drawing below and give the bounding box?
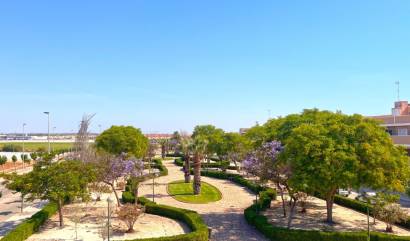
[158,138,169,158]
[169,131,181,154]
[192,125,224,160]
[27,160,96,227]
[244,124,268,148]
[6,173,32,213]
[0,156,6,173]
[95,125,148,158]
[282,110,410,223]
[191,136,208,194]
[179,133,193,183]
[30,152,38,162]
[220,132,250,170]
[11,155,17,172]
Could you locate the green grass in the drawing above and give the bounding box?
[167,180,222,204]
[0,142,73,152]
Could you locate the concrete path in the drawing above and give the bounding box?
[139,160,268,241]
[0,178,47,238]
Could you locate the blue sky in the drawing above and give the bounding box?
[1,1,410,133]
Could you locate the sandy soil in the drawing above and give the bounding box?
[27,194,189,241]
[264,194,410,236]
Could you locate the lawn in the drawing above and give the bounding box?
[0,142,73,152]
[167,180,222,204]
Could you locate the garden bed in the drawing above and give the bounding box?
[167,180,222,204]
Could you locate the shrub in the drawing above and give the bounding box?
[1,202,58,241]
[121,197,208,241]
[331,195,410,230]
[1,144,22,152]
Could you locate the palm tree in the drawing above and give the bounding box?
[192,137,207,195]
[179,134,193,183]
[158,139,169,159]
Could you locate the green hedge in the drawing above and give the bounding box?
[331,195,410,230]
[1,202,58,241]
[245,187,410,241]
[118,197,208,241]
[174,158,237,170]
[197,170,266,194]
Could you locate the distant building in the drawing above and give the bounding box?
[239,128,249,135]
[370,100,410,150]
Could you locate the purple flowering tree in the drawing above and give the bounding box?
[243,141,293,219]
[99,153,144,206]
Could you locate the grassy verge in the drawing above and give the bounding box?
[167,180,222,204]
[0,142,73,152]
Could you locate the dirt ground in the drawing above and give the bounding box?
[27,194,190,241]
[263,195,410,236]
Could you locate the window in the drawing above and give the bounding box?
[398,128,408,136]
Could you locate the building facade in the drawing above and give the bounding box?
[370,101,410,149]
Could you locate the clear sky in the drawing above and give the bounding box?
[1,1,410,134]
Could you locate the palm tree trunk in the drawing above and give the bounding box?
[193,153,201,195]
[184,155,191,183]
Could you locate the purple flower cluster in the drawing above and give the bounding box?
[242,141,283,177]
[106,155,144,181]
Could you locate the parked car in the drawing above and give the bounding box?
[355,191,377,204]
[337,189,349,197]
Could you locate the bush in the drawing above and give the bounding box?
[1,144,22,152]
[244,184,410,241]
[331,195,410,230]
[121,197,208,241]
[197,170,265,193]
[122,191,135,204]
[1,202,58,241]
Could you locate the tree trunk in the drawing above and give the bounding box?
[57,199,64,227]
[287,197,297,229]
[325,190,336,223]
[21,194,24,213]
[106,182,121,207]
[184,156,191,183]
[133,185,139,205]
[161,145,165,159]
[127,225,135,233]
[193,153,201,195]
[277,183,286,217]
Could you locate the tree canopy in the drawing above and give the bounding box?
[279,110,410,223]
[95,125,148,158]
[192,125,224,157]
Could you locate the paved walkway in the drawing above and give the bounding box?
[139,160,268,241]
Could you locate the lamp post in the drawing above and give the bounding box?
[152,170,159,202]
[22,123,26,154]
[107,196,113,241]
[53,126,56,152]
[43,112,50,153]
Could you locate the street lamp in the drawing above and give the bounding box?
[152,169,160,202]
[43,112,50,153]
[22,123,26,154]
[52,126,56,152]
[106,196,113,241]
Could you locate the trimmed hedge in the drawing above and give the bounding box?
[197,170,265,194]
[174,157,237,170]
[245,186,410,241]
[118,197,208,241]
[246,191,410,241]
[330,194,410,230]
[1,202,58,241]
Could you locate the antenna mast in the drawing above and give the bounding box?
[395,81,400,101]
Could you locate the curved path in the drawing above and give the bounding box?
[138,159,268,241]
